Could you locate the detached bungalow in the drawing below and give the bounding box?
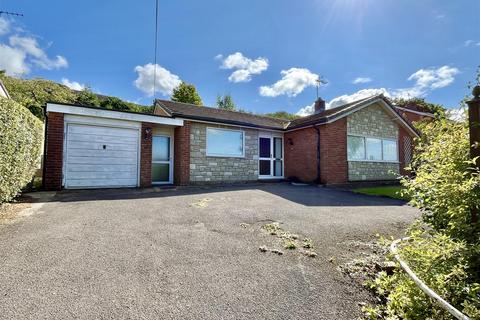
[43,94,419,190]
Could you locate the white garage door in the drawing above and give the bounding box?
[64,123,140,188]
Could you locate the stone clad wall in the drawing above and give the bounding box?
[347,103,400,181]
[189,122,259,183]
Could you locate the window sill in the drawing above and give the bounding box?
[348,160,400,164]
[206,154,246,159]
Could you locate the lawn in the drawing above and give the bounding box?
[353,185,409,201]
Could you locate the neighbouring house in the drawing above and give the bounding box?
[0,80,10,99]
[394,105,436,124]
[42,94,419,190]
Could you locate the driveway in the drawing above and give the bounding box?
[0,183,419,320]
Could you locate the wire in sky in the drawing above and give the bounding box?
[153,0,159,98]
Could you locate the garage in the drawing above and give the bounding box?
[63,119,140,189]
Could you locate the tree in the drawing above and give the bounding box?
[100,96,130,111]
[76,87,100,107]
[171,82,203,106]
[216,94,236,111]
[264,111,301,120]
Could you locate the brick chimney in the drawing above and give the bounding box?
[314,98,326,114]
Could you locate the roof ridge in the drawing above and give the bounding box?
[155,99,290,124]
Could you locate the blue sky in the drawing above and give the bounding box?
[0,0,478,114]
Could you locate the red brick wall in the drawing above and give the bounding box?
[319,118,348,184]
[44,112,64,191]
[283,119,348,184]
[174,121,190,185]
[284,127,318,183]
[140,122,153,187]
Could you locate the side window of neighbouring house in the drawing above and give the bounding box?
[347,135,398,162]
[206,128,244,157]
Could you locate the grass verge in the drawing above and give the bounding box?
[353,186,409,201]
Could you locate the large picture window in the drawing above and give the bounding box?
[347,135,398,162]
[206,128,244,157]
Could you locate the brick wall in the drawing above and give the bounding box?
[140,122,153,187]
[284,127,318,183]
[283,120,348,185]
[320,119,348,184]
[174,121,190,185]
[43,112,64,191]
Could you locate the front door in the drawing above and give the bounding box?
[152,135,173,184]
[258,134,283,179]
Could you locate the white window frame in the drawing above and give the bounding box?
[206,127,245,158]
[347,134,399,163]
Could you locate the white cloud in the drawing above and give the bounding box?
[9,36,68,70]
[0,19,68,76]
[217,52,268,83]
[259,68,319,97]
[0,44,29,75]
[61,78,85,91]
[296,66,460,116]
[352,77,372,84]
[464,40,480,47]
[446,107,467,122]
[133,63,182,97]
[0,17,10,36]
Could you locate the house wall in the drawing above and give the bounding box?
[140,122,153,188]
[347,103,400,181]
[284,127,318,183]
[189,122,259,183]
[43,112,64,190]
[174,121,191,185]
[319,118,348,184]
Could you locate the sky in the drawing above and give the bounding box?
[0,0,479,115]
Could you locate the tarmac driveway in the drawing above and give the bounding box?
[0,183,419,320]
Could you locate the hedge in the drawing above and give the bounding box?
[0,97,43,203]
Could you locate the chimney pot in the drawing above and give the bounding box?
[314,98,326,114]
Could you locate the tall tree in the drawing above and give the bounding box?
[216,94,236,111]
[171,82,203,106]
[264,111,301,120]
[393,97,445,117]
[76,87,100,107]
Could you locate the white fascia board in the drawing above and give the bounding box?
[394,106,435,117]
[47,103,183,126]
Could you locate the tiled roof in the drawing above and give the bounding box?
[155,99,290,130]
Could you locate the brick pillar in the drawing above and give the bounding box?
[43,112,64,191]
[140,122,153,187]
[319,118,348,184]
[174,121,190,185]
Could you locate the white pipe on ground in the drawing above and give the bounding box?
[390,237,470,320]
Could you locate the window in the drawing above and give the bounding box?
[366,138,382,160]
[347,136,365,160]
[347,135,398,162]
[206,128,244,157]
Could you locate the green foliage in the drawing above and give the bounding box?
[216,94,236,111]
[0,74,77,121]
[393,97,446,118]
[76,87,100,107]
[0,74,152,119]
[171,81,203,106]
[0,98,43,203]
[401,119,480,242]
[364,226,480,319]
[264,111,301,120]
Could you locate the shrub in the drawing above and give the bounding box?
[0,97,43,202]
[364,226,480,319]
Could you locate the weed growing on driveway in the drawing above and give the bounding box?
[190,198,213,208]
[259,222,317,258]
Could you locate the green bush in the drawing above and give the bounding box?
[364,226,480,319]
[0,97,43,202]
